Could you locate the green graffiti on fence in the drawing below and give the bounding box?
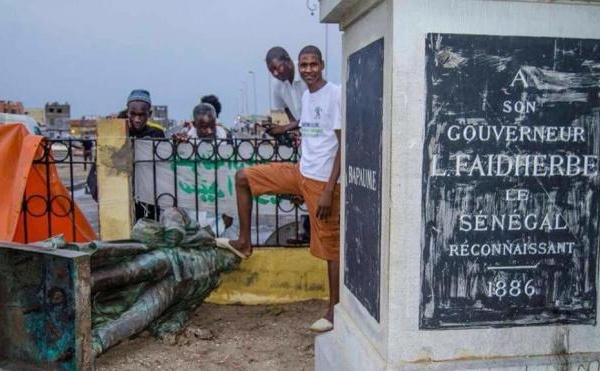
[169,158,277,205]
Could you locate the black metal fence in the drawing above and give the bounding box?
[19,139,97,243]
[132,138,309,247]
[17,137,307,247]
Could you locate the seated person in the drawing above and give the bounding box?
[176,103,227,140]
[201,94,231,139]
[172,102,234,236]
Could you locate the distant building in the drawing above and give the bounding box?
[45,102,71,137]
[45,102,70,126]
[151,105,168,128]
[0,100,25,115]
[69,117,97,137]
[24,107,45,125]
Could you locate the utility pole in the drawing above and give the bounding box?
[242,81,249,115]
[249,70,258,114]
[307,0,328,78]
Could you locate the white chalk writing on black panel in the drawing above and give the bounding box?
[420,33,599,329]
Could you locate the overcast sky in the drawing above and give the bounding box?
[0,0,342,126]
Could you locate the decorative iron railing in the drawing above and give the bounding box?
[19,139,97,243]
[132,138,309,247]
[18,137,309,247]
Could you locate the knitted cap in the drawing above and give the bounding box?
[127,89,152,105]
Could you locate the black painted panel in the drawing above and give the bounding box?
[345,38,384,322]
[421,33,600,329]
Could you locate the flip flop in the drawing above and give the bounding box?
[309,318,333,332]
[215,238,248,259]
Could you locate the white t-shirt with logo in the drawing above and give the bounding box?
[299,82,341,182]
[272,72,307,121]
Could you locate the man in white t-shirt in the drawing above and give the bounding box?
[217,45,341,332]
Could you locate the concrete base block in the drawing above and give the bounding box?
[316,0,600,370]
[316,308,600,371]
[315,308,387,371]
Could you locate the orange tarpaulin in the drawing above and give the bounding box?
[0,123,97,243]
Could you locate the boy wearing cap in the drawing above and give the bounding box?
[126,89,165,139]
[86,89,164,203]
[126,89,164,221]
[216,46,341,332]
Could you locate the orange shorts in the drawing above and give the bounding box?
[244,163,340,261]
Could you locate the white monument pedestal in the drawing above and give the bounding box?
[317,1,600,369]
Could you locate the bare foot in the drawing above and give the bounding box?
[228,239,253,258]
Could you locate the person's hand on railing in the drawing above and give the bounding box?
[171,132,190,144]
[267,120,301,137]
[265,123,287,136]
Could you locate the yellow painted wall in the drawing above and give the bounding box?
[96,119,133,240]
[208,247,329,304]
[95,119,328,303]
[24,107,45,124]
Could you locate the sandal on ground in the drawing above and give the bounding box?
[310,318,333,332]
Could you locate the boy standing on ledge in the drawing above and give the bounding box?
[216,45,341,332]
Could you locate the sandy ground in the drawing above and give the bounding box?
[95,300,327,371]
[52,150,324,370]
